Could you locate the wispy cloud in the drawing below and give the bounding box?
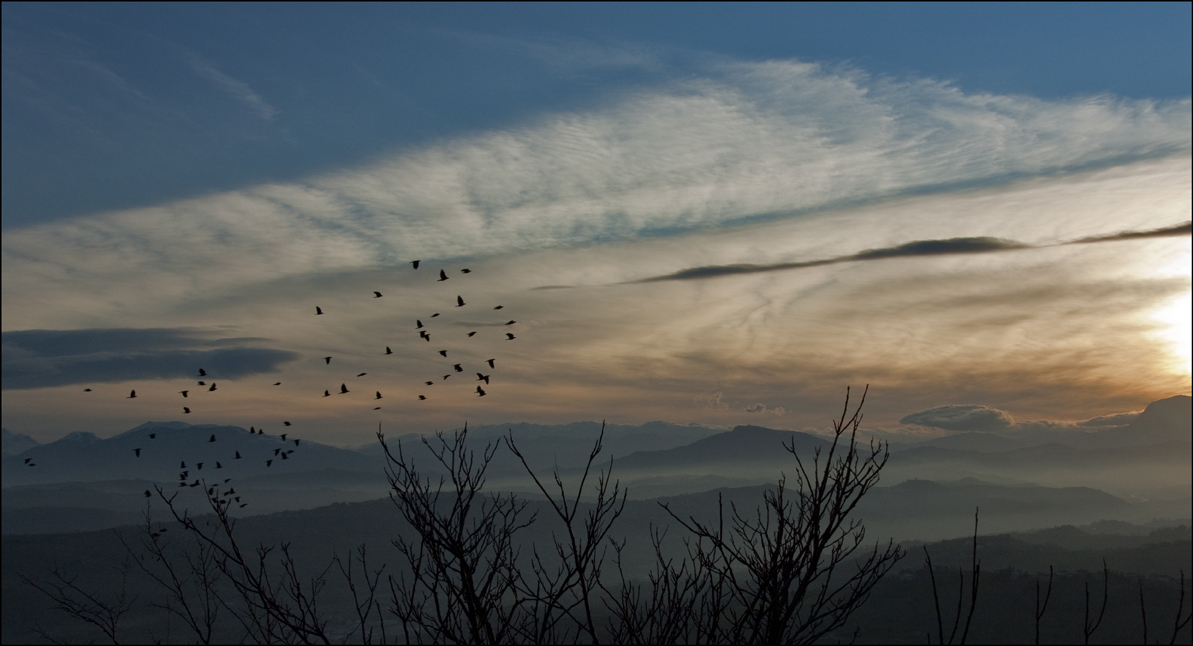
[183,50,278,121]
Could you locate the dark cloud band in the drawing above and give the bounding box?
[619,221,1190,285]
[1,328,298,390]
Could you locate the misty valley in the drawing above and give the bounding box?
[3,395,1190,644]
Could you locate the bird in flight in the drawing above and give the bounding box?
[235,451,242,459]
[183,407,191,414]
[283,421,292,426]
[421,332,431,342]
[280,433,288,441]
[411,260,420,269]
[505,320,516,325]
[128,390,137,398]
[149,433,156,439]
[216,462,223,469]
[209,434,217,442]
[486,359,495,368]
[453,364,463,372]
[416,320,424,329]
[438,270,449,281]
[418,395,427,401]
[467,331,477,337]
[476,386,486,397]
[197,462,204,470]
[83,388,92,392]
[266,459,273,467]
[294,439,301,447]
[209,383,217,392]
[179,390,189,397]
[339,383,349,394]
[439,350,448,357]
[324,357,332,365]
[274,382,281,386]
[316,306,324,315]
[461,268,471,273]
[180,461,186,469]
[476,373,490,384]
[198,381,206,385]
[134,448,142,457]
[431,313,440,318]
[323,390,331,397]
[385,346,393,355]
[199,369,207,377]
[374,291,383,298]
[494,305,504,310]
[456,295,465,307]
[506,333,516,340]
[357,372,367,377]
[144,490,151,498]
[425,381,434,386]
[374,391,382,400]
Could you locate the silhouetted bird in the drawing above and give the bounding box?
[197,462,204,470]
[461,268,471,273]
[411,260,420,269]
[134,448,141,457]
[83,388,92,392]
[374,406,381,410]
[24,458,31,464]
[274,382,281,386]
[476,386,486,397]
[215,462,222,469]
[425,381,434,386]
[209,434,217,442]
[431,313,440,318]
[281,452,289,460]
[240,503,247,508]
[180,390,189,397]
[294,439,300,447]
[439,350,448,357]
[374,291,383,298]
[468,331,477,337]
[181,461,186,469]
[324,357,332,364]
[144,490,151,498]
[477,373,490,384]
[486,359,495,368]
[209,383,217,391]
[453,364,463,372]
[324,390,330,397]
[280,433,288,441]
[190,480,200,487]
[385,346,393,355]
[375,391,382,400]
[184,407,191,414]
[128,390,137,398]
[339,383,349,394]
[456,295,465,307]
[506,333,516,340]
[357,372,367,377]
[149,433,156,439]
[199,369,207,376]
[235,451,242,459]
[250,426,255,433]
[274,448,281,456]
[416,320,424,329]
[494,305,504,310]
[438,270,449,281]
[505,320,516,325]
[284,421,291,426]
[198,381,206,385]
[418,395,426,401]
[27,462,36,467]
[443,375,451,380]
[316,306,323,315]
[421,332,431,342]
[266,460,273,467]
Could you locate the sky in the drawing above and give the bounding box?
[2,3,1190,445]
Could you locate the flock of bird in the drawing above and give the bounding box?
[24,261,520,486]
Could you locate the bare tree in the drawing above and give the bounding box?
[646,385,903,645]
[20,556,137,645]
[379,423,533,644]
[924,509,981,646]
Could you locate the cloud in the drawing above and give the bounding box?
[1076,411,1143,427]
[743,403,787,415]
[899,404,1017,432]
[183,51,278,121]
[1069,221,1192,245]
[1,328,297,390]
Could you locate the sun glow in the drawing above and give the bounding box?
[1152,290,1193,379]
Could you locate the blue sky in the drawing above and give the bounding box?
[2,3,1190,443]
[3,2,1190,227]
